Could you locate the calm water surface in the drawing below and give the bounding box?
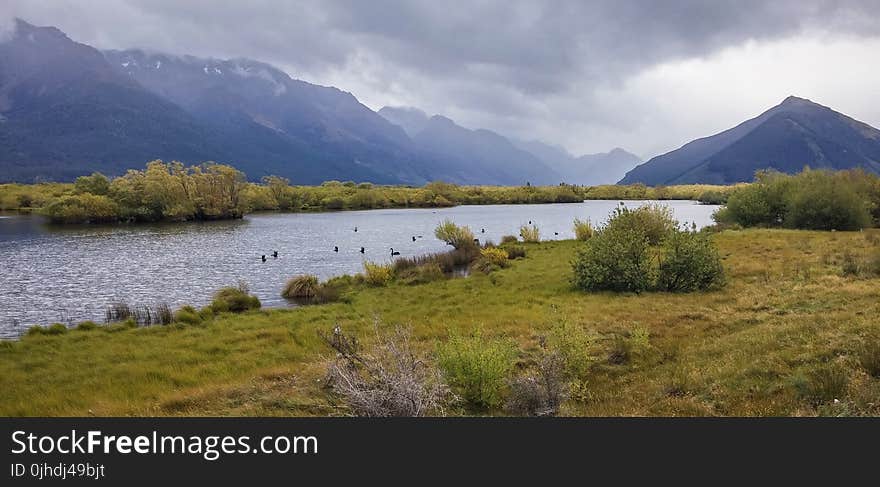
[0,201,719,338]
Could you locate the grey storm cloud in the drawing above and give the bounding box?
[3,0,880,156]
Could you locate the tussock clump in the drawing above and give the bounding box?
[573,218,594,241]
[858,340,880,378]
[321,325,449,417]
[794,364,850,406]
[434,219,476,250]
[282,275,319,299]
[210,284,261,313]
[519,225,540,243]
[500,235,519,244]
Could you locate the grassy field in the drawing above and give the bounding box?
[1,229,878,416]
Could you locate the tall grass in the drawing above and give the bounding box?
[519,225,540,243]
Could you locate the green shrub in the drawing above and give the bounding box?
[519,225,540,243]
[717,169,878,230]
[434,219,476,250]
[75,321,99,331]
[436,330,517,410]
[546,321,595,378]
[363,261,394,286]
[505,246,527,259]
[785,171,872,230]
[500,235,519,244]
[572,220,653,293]
[657,231,726,292]
[605,204,676,245]
[794,365,850,406]
[573,218,594,241]
[479,247,509,267]
[210,285,261,313]
[173,305,202,325]
[282,274,319,299]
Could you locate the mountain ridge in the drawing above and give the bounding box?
[620,96,880,185]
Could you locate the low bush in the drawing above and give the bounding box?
[321,325,449,417]
[362,262,394,287]
[210,284,261,313]
[519,225,540,243]
[500,235,519,244]
[546,320,595,379]
[173,305,202,325]
[605,204,676,245]
[505,246,527,259]
[506,350,566,417]
[657,231,726,292]
[572,220,653,293]
[479,247,509,267]
[436,330,517,410]
[573,218,594,241]
[434,219,476,250]
[282,275,319,299]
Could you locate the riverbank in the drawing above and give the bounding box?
[0,160,735,224]
[1,228,878,416]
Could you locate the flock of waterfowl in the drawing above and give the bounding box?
[259,221,560,261]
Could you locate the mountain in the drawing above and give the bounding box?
[0,19,225,182]
[379,107,562,185]
[103,49,428,184]
[377,106,430,137]
[620,96,880,185]
[2,20,480,185]
[513,139,642,185]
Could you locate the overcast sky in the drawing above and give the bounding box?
[4,1,880,159]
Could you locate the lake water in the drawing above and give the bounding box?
[0,200,719,338]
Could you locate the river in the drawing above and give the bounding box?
[0,200,719,338]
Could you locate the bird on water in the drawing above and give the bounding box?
[334,246,339,252]
[272,250,278,258]
[360,247,365,254]
[261,255,267,262]
[391,248,400,256]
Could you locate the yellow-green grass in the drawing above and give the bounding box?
[1,229,878,416]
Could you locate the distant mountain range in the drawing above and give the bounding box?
[0,19,636,186]
[6,20,875,187]
[620,96,880,185]
[379,106,642,185]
